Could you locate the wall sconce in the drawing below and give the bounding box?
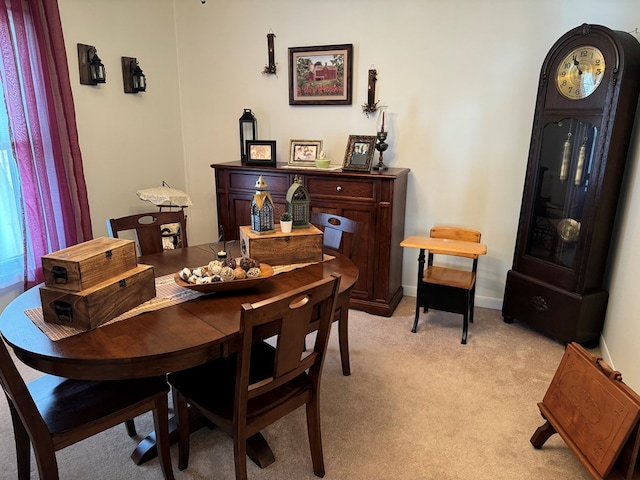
[77,43,106,85]
[121,57,147,93]
[262,31,277,75]
[362,65,379,116]
[239,109,257,163]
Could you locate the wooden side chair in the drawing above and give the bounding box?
[310,212,363,376]
[414,226,482,344]
[168,274,341,480]
[107,210,188,256]
[0,338,175,480]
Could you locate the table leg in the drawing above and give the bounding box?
[411,249,426,333]
[131,411,275,468]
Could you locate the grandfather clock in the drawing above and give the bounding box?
[502,24,640,346]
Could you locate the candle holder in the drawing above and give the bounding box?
[373,131,388,171]
[373,107,388,170]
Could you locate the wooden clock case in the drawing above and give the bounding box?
[502,24,640,346]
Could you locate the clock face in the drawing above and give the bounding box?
[555,46,605,100]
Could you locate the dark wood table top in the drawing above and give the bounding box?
[0,243,358,381]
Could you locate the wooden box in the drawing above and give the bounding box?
[239,224,323,266]
[39,264,156,330]
[42,237,137,292]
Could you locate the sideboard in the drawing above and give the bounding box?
[211,161,410,316]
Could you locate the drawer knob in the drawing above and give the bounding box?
[336,185,342,192]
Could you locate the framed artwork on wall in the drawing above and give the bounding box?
[288,44,353,105]
[288,139,323,166]
[246,140,276,167]
[342,135,376,172]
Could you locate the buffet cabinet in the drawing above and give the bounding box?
[211,162,410,316]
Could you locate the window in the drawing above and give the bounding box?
[0,89,23,287]
[0,1,92,290]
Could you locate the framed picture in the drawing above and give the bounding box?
[342,135,376,172]
[246,140,276,167]
[288,139,323,166]
[288,44,353,105]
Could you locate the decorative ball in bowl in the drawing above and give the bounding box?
[315,158,331,169]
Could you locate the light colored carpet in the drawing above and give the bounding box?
[0,297,594,479]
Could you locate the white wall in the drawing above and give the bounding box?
[42,0,640,391]
[58,0,186,236]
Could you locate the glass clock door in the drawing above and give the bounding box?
[526,118,597,268]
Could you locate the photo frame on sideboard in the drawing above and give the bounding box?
[246,140,277,167]
[342,135,376,172]
[288,139,323,166]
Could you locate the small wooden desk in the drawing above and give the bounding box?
[400,236,487,334]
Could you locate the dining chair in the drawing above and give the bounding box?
[168,274,341,480]
[0,338,175,480]
[413,225,482,344]
[107,210,188,256]
[310,212,363,376]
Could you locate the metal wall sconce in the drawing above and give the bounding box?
[121,57,146,93]
[77,43,106,85]
[262,31,277,75]
[362,65,379,116]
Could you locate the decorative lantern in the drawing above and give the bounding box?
[250,176,275,233]
[122,57,147,93]
[239,109,257,163]
[285,175,310,228]
[78,44,106,85]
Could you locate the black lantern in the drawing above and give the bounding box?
[285,176,310,228]
[239,109,257,163]
[78,43,106,85]
[122,57,146,93]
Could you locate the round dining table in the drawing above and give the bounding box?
[0,242,358,468]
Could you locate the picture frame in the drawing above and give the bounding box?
[288,139,323,166]
[288,44,353,105]
[246,140,276,167]
[342,135,376,172]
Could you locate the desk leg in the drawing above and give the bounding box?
[411,249,426,333]
[131,412,275,468]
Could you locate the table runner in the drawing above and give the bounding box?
[25,255,333,341]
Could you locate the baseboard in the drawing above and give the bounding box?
[401,285,502,311]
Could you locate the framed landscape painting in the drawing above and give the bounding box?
[288,44,353,105]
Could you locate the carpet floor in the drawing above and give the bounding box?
[0,296,594,479]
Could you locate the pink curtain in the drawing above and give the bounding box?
[0,0,92,289]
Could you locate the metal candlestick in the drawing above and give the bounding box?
[373,131,388,171]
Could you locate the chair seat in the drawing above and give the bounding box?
[424,266,476,290]
[168,342,311,421]
[29,375,169,435]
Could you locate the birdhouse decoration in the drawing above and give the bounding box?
[250,176,275,234]
[285,175,310,228]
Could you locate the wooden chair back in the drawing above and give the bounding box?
[168,274,341,479]
[107,210,187,256]
[0,338,175,479]
[429,226,482,259]
[310,212,363,262]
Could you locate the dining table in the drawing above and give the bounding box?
[0,241,359,468]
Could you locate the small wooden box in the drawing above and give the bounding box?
[42,237,137,292]
[39,264,156,330]
[239,224,323,266]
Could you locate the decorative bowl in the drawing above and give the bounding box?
[315,158,331,169]
[174,263,275,293]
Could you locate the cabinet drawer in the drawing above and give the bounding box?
[307,177,375,201]
[228,171,290,192]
